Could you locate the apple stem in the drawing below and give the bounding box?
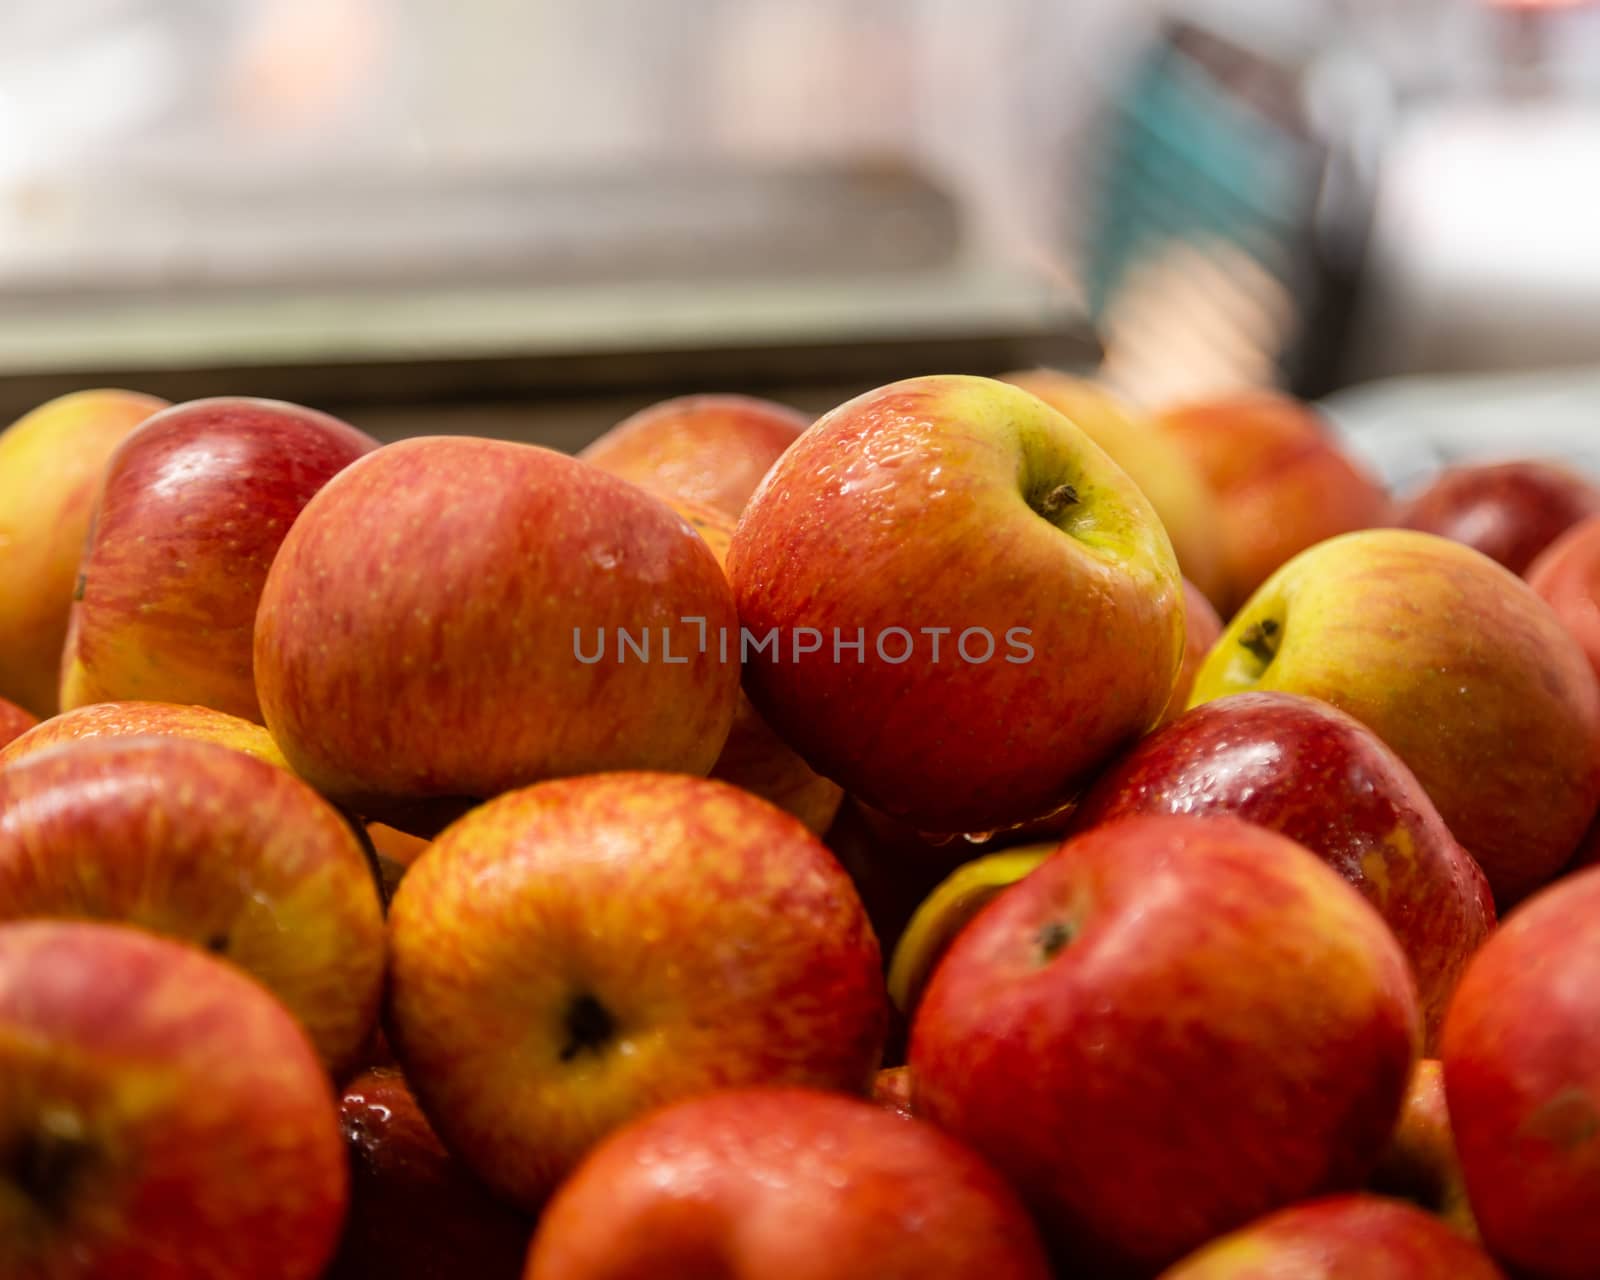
[1239,619,1281,667]
[1036,484,1080,521]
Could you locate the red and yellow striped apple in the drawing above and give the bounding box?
[0,699,290,772]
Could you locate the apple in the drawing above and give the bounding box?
[1161,579,1224,725]
[255,437,740,830]
[1156,1195,1504,1279]
[578,392,810,517]
[1397,459,1600,576]
[909,814,1420,1274]
[0,697,37,750]
[1528,512,1600,684]
[0,920,347,1279]
[59,397,375,721]
[872,1066,916,1119]
[1190,529,1600,906]
[1068,691,1494,1045]
[365,822,431,869]
[0,388,166,716]
[386,772,887,1211]
[523,1087,1053,1279]
[1368,1059,1477,1239]
[1442,864,1600,1279]
[1002,369,1229,607]
[670,497,843,833]
[0,735,386,1077]
[729,374,1184,835]
[1154,390,1391,613]
[330,1066,533,1280]
[0,698,290,772]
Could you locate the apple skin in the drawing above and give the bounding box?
[1369,1060,1477,1239]
[256,437,740,829]
[0,698,291,772]
[1528,512,1600,685]
[1155,1195,1505,1280]
[670,497,843,833]
[872,1066,916,1119]
[1002,369,1229,608]
[909,814,1421,1275]
[729,374,1184,835]
[0,734,386,1077]
[523,1087,1054,1279]
[1441,865,1600,1279]
[0,697,37,750]
[1154,391,1391,613]
[329,1067,533,1280]
[60,396,376,722]
[579,392,810,517]
[0,920,348,1280]
[1397,459,1600,577]
[1069,691,1494,1045]
[0,388,167,716]
[1161,579,1224,726]
[1190,529,1600,907]
[386,772,887,1211]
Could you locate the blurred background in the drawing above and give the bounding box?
[3,0,1600,477]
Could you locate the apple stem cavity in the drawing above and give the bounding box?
[1239,618,1282,668]
[1036,919,1076,962]
[1034,483,1081,522]
[9,1109,94,1216]
[559,993,617,1063]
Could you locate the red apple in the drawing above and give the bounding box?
[329,1067,533,1280]
[1528,512,1600,685]
[1069,691,1494,1045]
[1154,391,1391,613]
[1397,459,1600,576]
[1442,865,1600,1278]
[256,437,740,831]
[1161,579,1224,725]
[1192,529,1600,906]
[0,920,347,1279]
[910,814,1420,1274]
[0,388,166,716]
[1369,1059,1477,1239]
[60,397,376,721]
[872,1066,916,1120]
[1156,1195,1504,1279]
[579,392,810,517]
[0,734,386,1076]
[0,699,291,771]
[523,1087,1053,1279]
[729,374,1184,835]
[386,772,886,1211]
[0,697,37,750]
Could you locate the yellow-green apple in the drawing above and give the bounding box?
[728,374,1184,835]
[0,388,166,716]
[0,698,290,771]
[60,397,376,721]
[909,815,1420,1274]
[1002,369,1229,606]
[1397,459,1600,576]
[523,1087,1053,1279]
[1529,512,1600,684]
[1154,391,1390,612]
[670,497,843,832]
[0,735,385,1076]
[872,1066,916,1119]
[255,438,740,832]
[1156,1195,1505,1280]
[579,392,810,517]
[1068,692,1494,1045]
[330,1066,533,1280]
[1162,578,1224,725]
[0,920,347,1279]
[1189,529,1600,906]
[386,772,886,1211]
[1441,865,1600,1279]
[0,697,36,750]
[1369,1060,1477,1239]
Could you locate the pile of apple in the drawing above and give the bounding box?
[2,373,1600,1280]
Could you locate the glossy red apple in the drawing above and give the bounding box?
[1397,459,1600,576]
[329,1067,533,1280]
[579,392,810,517]
[0,920,347,1279]
[1442,865,1600,1279]
[255,437,740,830]
[1369,1059,1476,1239]
[1070,691,1494,1044]
[910,814,1421,1274]
[524,1088,1053,1279]
[1528,512,1600,685]
[872,1066,916,1120]
[60,397,376,721]
[0,697,36,750]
